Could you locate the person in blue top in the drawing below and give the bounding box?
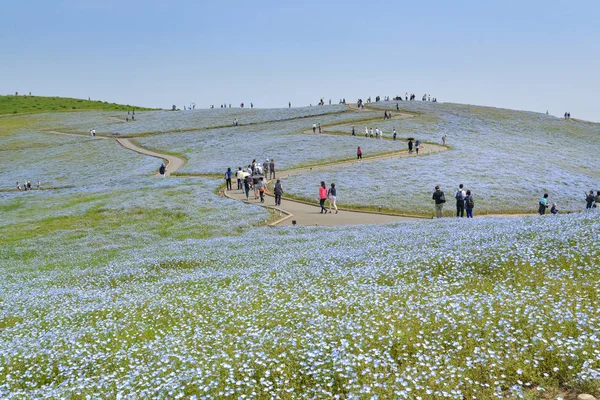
[225,168,233,190]
[538,193,549,215]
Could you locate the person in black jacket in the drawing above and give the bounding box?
[159,163,166,176]
[432,185,445,218]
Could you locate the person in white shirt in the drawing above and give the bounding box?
[455,183,466,218]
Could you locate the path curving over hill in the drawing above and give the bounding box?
[47,106,455,225]
[115,138,185,176]
[115,105,447,225]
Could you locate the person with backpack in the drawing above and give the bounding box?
[225,168,233,190]
[539,193,549,215]
[432,185,446,218]
[328,183,338,214]
[274,179,283,206]
[465,189,474,218]
[455,184,466,217]
[159,163,166,177]
[319,181,328,214]
[585,190,595,209]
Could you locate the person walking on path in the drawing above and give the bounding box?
[258,177,266,203]
[274,179,283,206]
[432,185,446,218]
[319,181,329,214]
[365,127,369,137]
[585,190,595,209]
[352,126,356,136]
[408,140,413,154]
[269,159,275,179]
[236,167,243,190]
[318,123,322,134]
[415,140,420,154]
[465,189,474,218]
[393,129,397,140]
[252,175,260,199]
[243,175,251,201]
[442,134,447,146]
[312,123,317,134]
[455,184,466,217]
[263,159,269,176]
[225,167,233,190]
[328,183,338,214]
[357,146,362,161]
[159,163,166,177]
[595,191,600,208]
[538,193,549,215]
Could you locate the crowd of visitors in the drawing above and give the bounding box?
[227,159,277,204]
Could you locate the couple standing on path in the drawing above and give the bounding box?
[432,184,475,218]
[319,181,338,214]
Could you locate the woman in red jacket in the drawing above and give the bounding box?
[319,181,328,214]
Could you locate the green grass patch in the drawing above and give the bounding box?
[0,95,159,116]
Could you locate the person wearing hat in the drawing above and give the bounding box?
[432,185,446,218]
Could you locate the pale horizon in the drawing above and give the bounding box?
[2,0,599,122]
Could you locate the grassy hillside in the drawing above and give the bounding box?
[0,95,158,115]
[2,102,600,398]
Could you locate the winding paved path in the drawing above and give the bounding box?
[47,105,455,226]
[115,138,185,176]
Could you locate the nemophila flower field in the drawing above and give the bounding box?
[137,121,401,174]
[1,214,599,398]
[1,103,600,398]
[284,102,600,215]
[36,105,352,137]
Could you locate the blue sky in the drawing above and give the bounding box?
[1,0,599,121]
